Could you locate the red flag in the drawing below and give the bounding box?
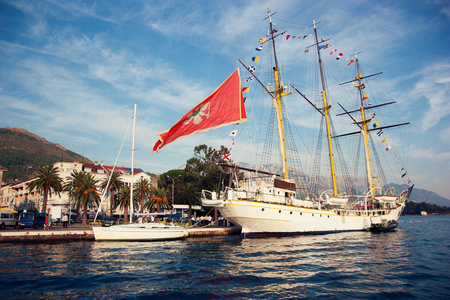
[153,69,247,153]
[348,60,355,66]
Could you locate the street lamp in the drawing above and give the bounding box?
[167,175,181,210]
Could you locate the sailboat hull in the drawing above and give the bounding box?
[92,223,188,241]
[217,200,402,236]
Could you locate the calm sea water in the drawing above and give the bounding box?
[0,215,448,299]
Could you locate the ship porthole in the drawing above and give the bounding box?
[290,211,292,214]
[300,212,302,215]
[279,210,281,213]
[262,208,265,211]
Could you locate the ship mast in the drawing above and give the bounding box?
[354,53,376,193]
[312,20,338,197]
[267,9,291,180]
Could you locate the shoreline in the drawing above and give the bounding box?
[0,224,242,243]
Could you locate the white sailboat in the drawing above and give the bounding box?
[93,103,188,241]
[200,10,414,236]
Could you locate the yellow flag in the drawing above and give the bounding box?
[381,138,387,143]
[259,37,266,43]
[362,93,369,100]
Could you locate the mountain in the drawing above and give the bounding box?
[237,162,450,207]
[0,127,92,183]
[388,183,449,207]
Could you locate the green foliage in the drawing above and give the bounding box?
[402,201,450,215]
[184,144,232,193]
[64,170,100,225]
[28,165,63,213]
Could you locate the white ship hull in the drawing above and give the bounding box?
[92,223,188,241]
[218,200,402,236]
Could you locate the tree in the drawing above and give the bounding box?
[65,171,100,225]
[100,171,123,216]
[28,164,63,213]
[185,144,231,192]
[115,185,139,223]
[134,177,151,213]
[144,187,170,213]
[180,182,201,225]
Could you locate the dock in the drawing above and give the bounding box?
[0,224,241,243]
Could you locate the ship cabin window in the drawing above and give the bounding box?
[300,212,302,215]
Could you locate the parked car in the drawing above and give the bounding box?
[101,216,117,227]
[17,212,47,229]
[0,211,18,229]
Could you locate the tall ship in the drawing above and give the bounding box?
[200,10,414,236]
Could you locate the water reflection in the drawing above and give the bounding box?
[0,216,448,299]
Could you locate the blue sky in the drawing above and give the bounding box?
[0,0,449,197]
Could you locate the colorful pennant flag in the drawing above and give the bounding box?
[286,35,291,40]
[401,172,407,178]
[386,145,391,151]
[252,56,259,62]
[255,46,262,51]
[152,69,247,153]
[223,153,231,161]
[362,94,369,100]
[242,87,249,93]
[330,49,337,55]
[348,60,355,66]
[249,66,256,73]
[304,49,309,54]
[259,37,266,43]
[381,137,387,143]
[377,130,383,136]
[373,121,380,128]
[336,53,343,60]
[318,43,330,50]
[229,130,237,137]
[246,77,253,82]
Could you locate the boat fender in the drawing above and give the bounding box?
[239,180,244,188]
[257,178,262,186]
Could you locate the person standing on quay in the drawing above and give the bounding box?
[48,214,52,229]
[62,214,68,228]
[44,214,49,230]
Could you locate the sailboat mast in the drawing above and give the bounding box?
[130,102,137,223]
[268,9,289,179]
[313,20,338,197]
[354,53,376,193]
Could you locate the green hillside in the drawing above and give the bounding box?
[0,127,92,183]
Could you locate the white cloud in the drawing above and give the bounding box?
[409,61,450,132]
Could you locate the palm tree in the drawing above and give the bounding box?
[100,171,123,216]
[115,185,139,223]
[144,187,170,213]
[65,171,100,225]
[28,164,63,213]
[134,178,151,213]
[180,183,200,225]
